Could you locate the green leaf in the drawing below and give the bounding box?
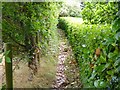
[114,58,120,67]
[112,17,120,31]
[107,70,114,75]
[89,71,97,80]
[94,79,107,88]
[99,80,107,88]
[94,80,99,87]
[105,63,111,69]
[4,50,10,56]
[100,55,106,63]
[5,57,11,63]
[108,52,116,59]
[95,64,105,72]
[115,32,120,40]
[0,58,2,63]
[115,66,120,73]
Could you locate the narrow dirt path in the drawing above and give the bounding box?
[52,29,82,88]
[0,65,3,87]
[0,29,82,88]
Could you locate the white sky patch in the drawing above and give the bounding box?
[65,0,81,8]
[65,0,76,6]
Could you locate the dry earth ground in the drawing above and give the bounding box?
[0,29,82,88]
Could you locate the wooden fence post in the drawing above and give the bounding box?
[5,43,13,89]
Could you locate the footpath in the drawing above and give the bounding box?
[52,29,82,88]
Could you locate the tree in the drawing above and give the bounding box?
[2,2,60,77]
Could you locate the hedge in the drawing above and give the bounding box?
[58,17,120,88]
[2,2,60,55]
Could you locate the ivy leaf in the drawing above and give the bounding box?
[5,57,11,63]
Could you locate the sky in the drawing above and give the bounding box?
[65,0,81,7]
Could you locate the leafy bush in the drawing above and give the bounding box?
[2,2,60,55]
[58,17,120,88]
[81,2,118,24]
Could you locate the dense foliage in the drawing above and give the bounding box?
[81,2,118,24]
[2,2,60,55]
[58,17,120,88]
[2,2,60,78]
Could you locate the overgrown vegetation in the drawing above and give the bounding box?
[81,2,118,24]
[1,2,60,88]
[1,1,120,89]
[58,16,120,88]
[58,2,120,89]
[2,2,60,55]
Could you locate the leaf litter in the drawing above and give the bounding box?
[52,29,82,89]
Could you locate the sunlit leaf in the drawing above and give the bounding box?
[5,56,11,63]
[107,70,114,75]
[99,80,106,88]
[94,80,99,87]
[114,58,120,67]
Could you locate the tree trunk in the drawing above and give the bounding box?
[36,32,40,64]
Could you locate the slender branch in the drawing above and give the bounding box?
[8,33,26,48]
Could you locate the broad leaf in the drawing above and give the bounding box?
[94,80,99,87]
[99,80,107,88]
[5,57,11,63]
[107,70,114,75]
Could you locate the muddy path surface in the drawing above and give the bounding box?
[52,29,82,88]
